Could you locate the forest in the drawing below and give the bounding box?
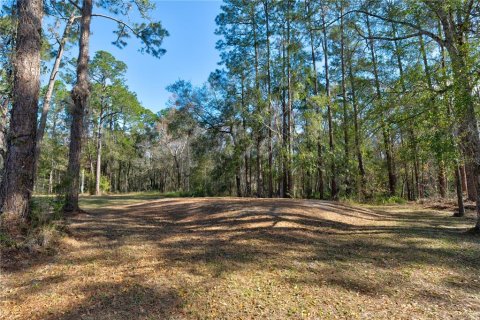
[1,0,480,319]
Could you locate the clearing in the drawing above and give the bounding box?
[2,196,480,319]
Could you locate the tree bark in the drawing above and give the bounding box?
[454,165,465,217]
[465,163,477,201]
[0,98,8,172]
[0,0,43,225]
[64,0,92,212]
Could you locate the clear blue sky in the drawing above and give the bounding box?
[89,0,222,112]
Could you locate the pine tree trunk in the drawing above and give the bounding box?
[437,161,447,198]
[306,0,324,199]
[0,98,8,172]
[322,12,337,200]
[454,165,465,217]
[0,0,43,226]
[281,25,288,198]
[348,57,366,199]
[419,35,447,198]
[64,0,92,212]
[95,124,102,195]
[366,15,396,196]
[264,0,273,198]
[34,13,76,174]
[340,5,351,196]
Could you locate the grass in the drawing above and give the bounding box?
[1,194,479,319]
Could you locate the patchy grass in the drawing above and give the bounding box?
[2,196,479,319]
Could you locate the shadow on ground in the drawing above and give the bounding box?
[3,197,480,319]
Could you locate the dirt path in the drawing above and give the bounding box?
[2,197,480,319]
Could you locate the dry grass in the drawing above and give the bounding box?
[1,196,479,319]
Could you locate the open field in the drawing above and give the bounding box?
[2,195,480,319]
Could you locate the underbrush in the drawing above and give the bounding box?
[0,196,67,254]
[370,195,407,205]
[161,190,208,198]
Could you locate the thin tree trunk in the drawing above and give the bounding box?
[250,2,263,197]
[34,13,76,174]
[95,122,102,195]
[306,1,324,199]
[0,0,43,225]
[340,3,351,196]
[64,0,92,212]
[366,15,396,196]
[264,0,273,198]
[348,54,366,199]
[454,166,465,217]
[81,169,85,194]
[241,75,251,197]
[281,24,288,198]
[461,165,468,195]
[286,6,293,197]
[48,169,53,194]
[321,11,337,200]
[419,35,447,198]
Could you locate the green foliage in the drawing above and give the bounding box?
[29,197,65,229]
[372,196,408,205]
[0,231,15,247]
[100,176,111,193]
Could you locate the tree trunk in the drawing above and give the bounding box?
[241,76,251,197]
[348,54,366,199]
[286,10,294,198]
[454,165,465,217]
[0,98,8,172]
[419,35,447,198]
[340,4,351,196]
[461,165,468,195]
[34,13,76,174]
[321,12,337,200]
[305,0,324,199]
[264,0,273,198]
[95,123,102,195]
[0,0,43,226]
[81,169,85,194]
[465,163,477,201]
[433,8,480,229]
[64,0,92,213]
[366,15,396,196]
[437,161,447,198]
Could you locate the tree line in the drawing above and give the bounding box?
[0,0,167,235]
[0,0,479,236]
[161,0,480,231]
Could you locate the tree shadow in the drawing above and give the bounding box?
[3,197,480,318]
[57,198,479,281]
[46,282,181,320]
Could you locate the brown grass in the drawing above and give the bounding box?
[2,196,480,319]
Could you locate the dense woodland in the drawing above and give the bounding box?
[1,0,480,234]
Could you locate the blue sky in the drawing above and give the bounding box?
[89,0,222,112]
